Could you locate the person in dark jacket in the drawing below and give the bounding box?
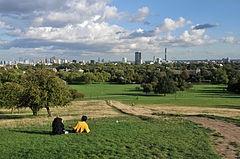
[52,117,66,135]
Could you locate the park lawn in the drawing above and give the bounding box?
[0,116,219,159]
[71,83,240,109]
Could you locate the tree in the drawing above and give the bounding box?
[0,69,22,83]
[141,83,153,94]
[17,69,72,116]
[154,76,177,96]
[180,70,190,80]
[82,72,96,84]
[211,68,229,84]
[0,82,23,111]
[227,76,240,94]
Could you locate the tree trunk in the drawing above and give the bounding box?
[31,107,38,116]
[45,106,52,117]
[11,108,14,114]
[32,110,38,116]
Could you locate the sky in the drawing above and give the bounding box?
[0,0,240,61]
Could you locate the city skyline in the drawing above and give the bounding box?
[0,0,240,60]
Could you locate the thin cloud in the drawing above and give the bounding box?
[129,6,150,23]
[193,24,218,30]
[127,30,155,39]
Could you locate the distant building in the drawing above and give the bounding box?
[62,59,68,64]
[79,60,86,65]
[156,58,162,64]
[90,60,95,64]
[57,59,61,64]
[122,57,127,63]
[50,56,57,64]
[44,58,48,64]
[222,57,231,63]
[135,51,142,65]
[153,56,156,63]
[23,59,29,65]
[97,57,101,63]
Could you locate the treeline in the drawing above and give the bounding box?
[55,62,240,94]
[1,62,240,95]
[54,63,236,83]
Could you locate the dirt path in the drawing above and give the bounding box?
[107,100,240,159]
[188,117,240,159]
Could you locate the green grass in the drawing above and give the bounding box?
[0,117,219,159]
[71,83,240,108]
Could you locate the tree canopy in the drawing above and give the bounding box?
[0,68,77,116]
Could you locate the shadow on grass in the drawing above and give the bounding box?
[11,129,77,135]
[0,111,7,115]
[127,89,143,92]
[195,89,227,94]
[197,85,226,90]
[221,96,240,99]
[0,114,33,120]
[196,94,240,99]
[107,93,162,97]
[217,105,240,109]
[194,88,240,99]
[11,130,52,135]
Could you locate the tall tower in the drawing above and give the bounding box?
[135,51,142,65]
[164,48,167,61]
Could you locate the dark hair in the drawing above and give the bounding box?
[54,117,62,123]
[81,115,88,121]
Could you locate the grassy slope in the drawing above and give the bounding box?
[0,117,219,159]
[71,83,240,108]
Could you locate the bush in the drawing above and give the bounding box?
[70,89,85,99]
[135,86,141,91]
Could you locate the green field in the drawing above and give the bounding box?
[71,83,240,108]
[0,117,219,159]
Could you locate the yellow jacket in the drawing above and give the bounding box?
[73,121,90,133]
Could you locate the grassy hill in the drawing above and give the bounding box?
[0,116,219,159]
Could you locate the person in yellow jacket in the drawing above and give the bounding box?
[73,115,90,133]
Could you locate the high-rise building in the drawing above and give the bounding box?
[44,58,48,64]
[50,56,57,64]
[135,51,142,64]
[153,56,156,63]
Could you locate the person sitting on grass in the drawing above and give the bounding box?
[73,115,90,133]
[52,117,68,135]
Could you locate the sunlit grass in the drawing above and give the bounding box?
[71,83,240,108]
[0,117,219,159]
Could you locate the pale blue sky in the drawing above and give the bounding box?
[0,0,239,61]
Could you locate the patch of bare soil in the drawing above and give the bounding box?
[0,100,122,128]
[107,100,240,159]
[140,104,240,118]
